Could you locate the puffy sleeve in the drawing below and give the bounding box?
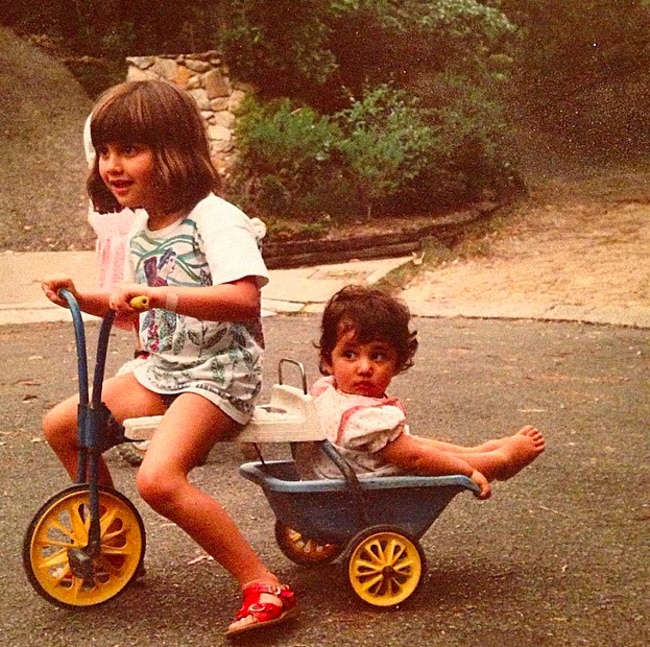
[195,196,269,289]
[340,405,407,454]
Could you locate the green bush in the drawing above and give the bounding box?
[230,96,342,216]
[230,82,518,221]
[333,84,437,217]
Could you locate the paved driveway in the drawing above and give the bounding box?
[1,315,648,646]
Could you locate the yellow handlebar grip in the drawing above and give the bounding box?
[130,295,149,310]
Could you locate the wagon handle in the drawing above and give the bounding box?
[321,440,370,527]
[278,358,308,394]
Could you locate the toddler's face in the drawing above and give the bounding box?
[326,331,398,398]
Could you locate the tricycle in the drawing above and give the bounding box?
[23,293,478,609]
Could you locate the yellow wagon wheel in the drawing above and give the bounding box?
[347,526,425,607]
[274,520,342,565]
[23,484,145,609]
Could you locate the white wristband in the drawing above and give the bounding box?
[165,292,178,312]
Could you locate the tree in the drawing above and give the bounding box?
[500,0,650,150]
[220,1,516,112]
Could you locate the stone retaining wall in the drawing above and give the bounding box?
[126,52,247,175]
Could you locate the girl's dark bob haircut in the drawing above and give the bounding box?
[317,285,419,375]
[87,79,222,214]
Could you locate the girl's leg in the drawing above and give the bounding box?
[135,394,273,582]
[134,394,291,633]
[43,372,165,486]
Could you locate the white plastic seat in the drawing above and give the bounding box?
[122,383,324,444]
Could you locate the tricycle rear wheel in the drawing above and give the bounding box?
[347,525,425,606]
[23,484,146,609]
[274,520,342,565]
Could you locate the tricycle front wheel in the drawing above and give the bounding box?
[23,484,146,609]
[274,520,342,565]
[347,525,425,607]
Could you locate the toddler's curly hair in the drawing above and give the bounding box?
[317,285,418,375]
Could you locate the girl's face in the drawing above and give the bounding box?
[98,142,158,214]
[326,330,398,398]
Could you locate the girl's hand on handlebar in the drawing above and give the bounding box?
[109,284,151,315]
[41,274,77,308]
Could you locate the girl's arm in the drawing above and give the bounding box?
[42,274,111,318]
[379,433,491,499]
[110,276,261,322]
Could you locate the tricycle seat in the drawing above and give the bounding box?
[123,383,325,443]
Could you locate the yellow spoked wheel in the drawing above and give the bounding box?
[274,520,342,565]
[347,526,425,607]
[23,484,146,609]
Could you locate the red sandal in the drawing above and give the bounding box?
[226,582,297,637]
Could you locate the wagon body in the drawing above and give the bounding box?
[239,459,476,544]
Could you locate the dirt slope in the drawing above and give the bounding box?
[402,166,649,312]
[0,27,93,252]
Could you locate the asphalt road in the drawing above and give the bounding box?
[1,315,648,647]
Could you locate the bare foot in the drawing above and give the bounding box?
[474,425,544,453]
[494,425,545,480]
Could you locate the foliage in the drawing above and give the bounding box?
[221,1,338,98]
[499,0,650,148]
[334,85,437,216]
[0,0,225,56]
[218,1,516,112]
[230,96,342,216]
[231,88,442,218]
[223,1,520,216]
[230,82,516,219]
[6,0,650,216]
[323,0,516,108]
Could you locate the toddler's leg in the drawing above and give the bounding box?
[450,425,545,482]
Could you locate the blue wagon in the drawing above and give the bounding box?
[239,368,479,607]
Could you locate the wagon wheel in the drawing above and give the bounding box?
[23,484,146,609]
[347,525,425,607]
[274,520,342,565]
[116,440,149,466]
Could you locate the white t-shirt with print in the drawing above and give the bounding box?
[126,193,268,424]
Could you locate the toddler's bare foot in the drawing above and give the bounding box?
[494,425,545,480]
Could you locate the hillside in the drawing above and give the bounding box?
[0,27,93,252]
